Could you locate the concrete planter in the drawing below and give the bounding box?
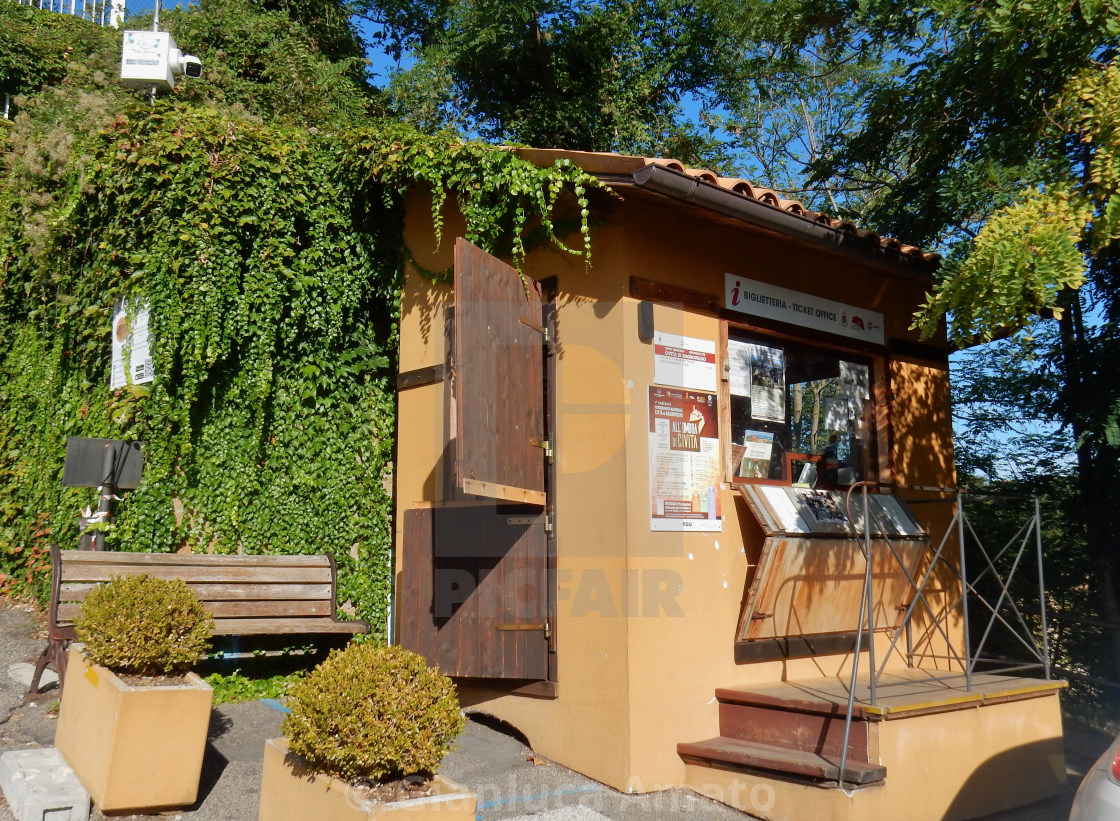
[258,738,477,821]
[54,644,213,813]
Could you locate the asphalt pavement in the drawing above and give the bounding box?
[0,602,1109,821]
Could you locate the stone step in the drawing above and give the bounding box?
[678,736,886,786]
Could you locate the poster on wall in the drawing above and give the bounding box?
[110,298,155,390]
[737,430,775,478]
[652,331,717,391]
[648,387,722,531]
[749,344,785,422]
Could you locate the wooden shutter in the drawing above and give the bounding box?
[452,239,546,506]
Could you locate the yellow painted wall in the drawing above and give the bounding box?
[395,185,964,792]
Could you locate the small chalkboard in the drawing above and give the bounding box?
[61,438,143,489]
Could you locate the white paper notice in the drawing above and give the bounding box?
[728,338,752,397]
[110,299,155,390]
[823,397,849,430]
[653,332,717,391]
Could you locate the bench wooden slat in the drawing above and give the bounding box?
[212,618,366,635]
[57,599,335,624]
[61,565,333,584]
[57,550,330,568]
[58,582,333,604]
[32,547,368,698]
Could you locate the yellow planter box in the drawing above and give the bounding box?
[54,644,213,813]
[258,738,477,821]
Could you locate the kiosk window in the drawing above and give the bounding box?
[728,334,873,487]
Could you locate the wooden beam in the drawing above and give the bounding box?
[630,276,721,313]
[397,363,446,390]
[461,479,546,506]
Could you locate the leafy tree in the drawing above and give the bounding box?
[786,0,1120,676]
[360,0,735,164]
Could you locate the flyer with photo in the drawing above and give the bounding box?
[738,430,775,478]
[749,344,785,422]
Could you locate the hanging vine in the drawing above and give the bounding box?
[0,100,601,636]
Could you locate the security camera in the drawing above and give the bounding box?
[121,32,201,90]
[169,50,202,79]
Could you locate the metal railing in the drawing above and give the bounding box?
[8,0,125,27]
[835,485,1050,787]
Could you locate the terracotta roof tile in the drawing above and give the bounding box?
[511,147,940,266]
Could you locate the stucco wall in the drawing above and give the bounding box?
[395,184,961,791]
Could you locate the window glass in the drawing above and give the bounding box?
[728,332,872,486]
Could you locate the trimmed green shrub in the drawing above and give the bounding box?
[74,574,214,676]
[282,643,465,782]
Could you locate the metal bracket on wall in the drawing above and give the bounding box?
[496,619,551,640]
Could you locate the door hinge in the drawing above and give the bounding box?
[530,438,553,461]
[544,508,554,535]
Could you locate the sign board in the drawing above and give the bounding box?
[111,299,155,390]
[724,274,885,346]
[648,387,722,531]
[62,438,143,489]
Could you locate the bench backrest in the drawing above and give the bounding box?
[51,547,357,636]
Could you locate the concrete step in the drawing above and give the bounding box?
[678,736,887,786]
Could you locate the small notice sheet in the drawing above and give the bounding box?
[653,332,717,391]
[648,387,722,531]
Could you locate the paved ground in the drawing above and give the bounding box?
[0,602,1110,821]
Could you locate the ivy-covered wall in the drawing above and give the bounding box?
[0,76,596,636]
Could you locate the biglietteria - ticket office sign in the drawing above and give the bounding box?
[724,274,885,346]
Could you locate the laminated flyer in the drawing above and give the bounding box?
[648,387,722,532]
[110,298,155,390]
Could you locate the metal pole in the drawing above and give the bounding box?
[863,485,876,706]
[148,0,160,104]
[838,480,875,789]
[91,442,116,551]
[957,492,973,691]
[1034,496,1051,680]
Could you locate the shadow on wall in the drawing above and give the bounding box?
[941,736,1069,821]
[890,356,955,490]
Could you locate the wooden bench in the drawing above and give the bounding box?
[29,546,369,698]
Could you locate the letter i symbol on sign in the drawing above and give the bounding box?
[731,280,741,306]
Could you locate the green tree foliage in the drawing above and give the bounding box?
[158,0,380,128]
[787,0,1120,680]
[362,0,733,164]
[0,4,600,638]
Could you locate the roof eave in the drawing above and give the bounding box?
[625,164,940,280]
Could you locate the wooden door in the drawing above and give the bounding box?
[452,238,546,505]
[398,239,552,681]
